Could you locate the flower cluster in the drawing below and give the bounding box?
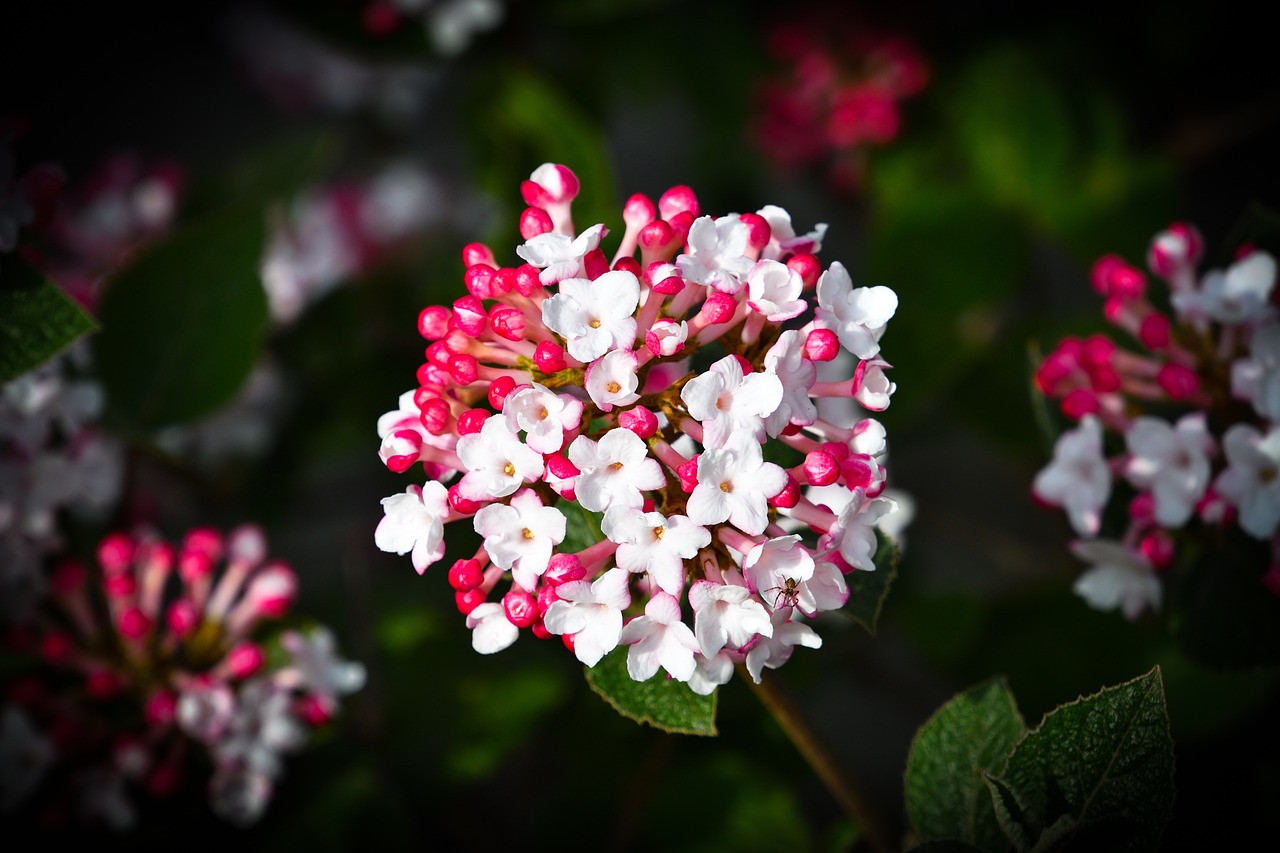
[1033,223,1280,617]
[1,348,122,625]
[261,163,446,324]
[361,0,506,56]
[0,525,365,827]
[376,163,900,693]
[753,18,928,190]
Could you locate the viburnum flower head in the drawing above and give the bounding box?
[8,525,362,825]
[1035,218,1280,621]
[374,162,903,693]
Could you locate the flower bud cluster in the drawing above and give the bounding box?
[753,19,928,190]
[1033,222,1280,617]
[1,525,365,827]
[376,163,900,692]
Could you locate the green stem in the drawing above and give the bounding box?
[740,666,895,853]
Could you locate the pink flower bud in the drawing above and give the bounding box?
[545,553,586,585]
[383,429,422,473]
[804,450,840,486]
[98,533,134,575]
[464,264,496,299]
[613,256,642,276]
[488,375,517,409]
[677,455,700,493]
[804,328,840,361]
[545,453,580,480]
[1148,222,1203,277]
[448,559,484,591]
[769,476,801,509]
[787,253,821,288]
[1129,492,1157,523]
[520,206,554,239]
[531,619,552,640]
[457,409,489,435]
[455,588,485,615]
[425,340,451,368]
[41,631,72,664]
[244,563,296,619]
[668,211,695,244]
[697,291,738,325]
[118,607,152,639]
[521,164,579,207]
[228,525,267,566]
[514,264,542,296]
[298,694,333,726]
[639,220,675,253]
[739,212,772,251]
[452,295,488,336]
[583,248,610,280]
[178,550,213,583]
[449,353,479,385]
[1061,389,1100,419]
[624,193,657,229]
[87,670,123,699]
[1139,531,1175,570]
[418,305,451,340]
[645,319,687,356]
[534,341,567,373]
[1091,255,1146,299]
[658,184,699,220]
[618,406,659,438]
[105,572,137,598]
[1157,363,1200,400]
[184,528,224,563]
[166,599,199,637]
[503,588,538,628]
[419,398,452,435]
[226,642,265,679]
[461,242,496,268]
[490,267,516,295]
[730,353,753,374]
[146,690,178,727]
[1139,313,1171,349]
[448,485,484,515]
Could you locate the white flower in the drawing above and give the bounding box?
[1173,251,1276,325]
[756,204,826,260]
[686,439,788,535]
[1124,414,1212,528]
[456,415,544,501]
[763,330,817,437]
[815,261,897,359]
[644,319,688,357]
[543,567,633,666]
[280,627,366,710]
[466,602,519,654]
[687,650,737,696]
[473,489,566,589]
[681,355,783,449]
[821,488,897,572]
[1231,322,1280,420]
[1070,539,1161,620]
[746,259,806,321]
[741,535,844,615]
[516,223,607,285]
[568,428,665,513]
[1032,415,1111,538]
[744,608,823,683]
[676,215,753,294]
[688,578,774,658]
[853,356,896,411]
[502,383,583,454]
[1215,424,1280,539]
[374,481,450,573]
[618,592,700,682]
[602,507,710,595]
[584,348,641,412]
[541,269,641,362]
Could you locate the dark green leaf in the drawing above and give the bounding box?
[906,677,1026,852]
[907,842,990,853]
[584,646,717,736]
[0,257,97,382]
[843,529,898,635]
[94,205,268,432]
[557,497,605,554]
[985,667,1174,852]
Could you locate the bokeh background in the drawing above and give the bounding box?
[5,0,1280,848]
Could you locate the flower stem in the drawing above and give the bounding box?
[739,665,895,852]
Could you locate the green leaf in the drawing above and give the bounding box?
[905,677,1026,852]
[843,529,899,635]
[94,205,268,432]
[584,646,717,736]
[557,497,605,554]
[0,257,97,382]
[985,667,1175,852]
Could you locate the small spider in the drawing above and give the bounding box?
[766,577,802,610]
